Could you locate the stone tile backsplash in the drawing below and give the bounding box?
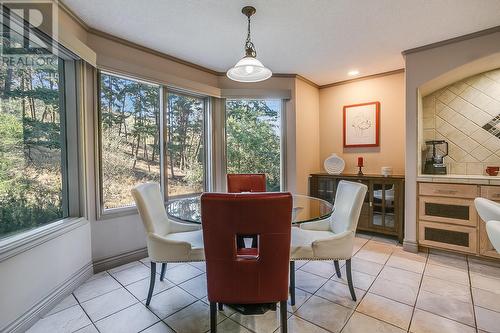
[422,69,500,175]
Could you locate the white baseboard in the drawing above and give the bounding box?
[403,239,419,253]
[3,262,93,333]
[92,247,148,273]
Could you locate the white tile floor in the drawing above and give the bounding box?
[27,234,500,333]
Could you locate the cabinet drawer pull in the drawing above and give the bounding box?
[492,193,500,198]
[435,190,458,195]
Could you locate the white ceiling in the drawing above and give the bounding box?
[64,0,500,85]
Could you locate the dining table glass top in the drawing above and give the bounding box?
[166,194,334,224]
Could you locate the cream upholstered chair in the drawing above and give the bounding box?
[132,183,204,306]
[290,180,367,304]
[475,198,500,253]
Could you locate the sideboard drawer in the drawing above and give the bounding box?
[481,186,500,201]
[419,221,477,254]
[419,196,477,227]
[419,183,478,199]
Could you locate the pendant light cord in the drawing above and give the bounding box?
[245,14,257,57]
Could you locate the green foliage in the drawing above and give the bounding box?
[226,100,281,191]
[166,93,204,193]
[100,74,161,208]
[0,113,23,193]
[0,62,64,238]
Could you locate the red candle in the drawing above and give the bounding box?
[357,157,364,167]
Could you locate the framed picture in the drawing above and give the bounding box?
[343,101,380,148]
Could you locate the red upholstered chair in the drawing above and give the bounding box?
[227,173,266,193]
[201,192,292,333]
[227,173,267,248]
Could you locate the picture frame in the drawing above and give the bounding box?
[343,101,380,148]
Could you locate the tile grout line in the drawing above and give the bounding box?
[406,248,429,333]
[466,255,480,333]
[339,240,410,332]
[289,238,375,332]
[338,237,385,332]
[96,266,159,327]
[106,262,197,333]
[136,260,241,332]
[415,251,479,331]
[302,237,390,332]
[71,292,102,333]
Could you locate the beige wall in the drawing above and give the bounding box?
[319,73,405,175]
[87,33,220,97]
[295,79,320,194]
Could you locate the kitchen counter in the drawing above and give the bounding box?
[417,174,500,185]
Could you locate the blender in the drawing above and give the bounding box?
[424,140,448,175]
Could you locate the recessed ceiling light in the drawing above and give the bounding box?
[348,70,360,76]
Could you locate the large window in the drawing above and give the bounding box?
[98,73,160,210]
[166,92,206,198]
[97,73,210,213]
[226,99,283,191]
[0,14,79,238]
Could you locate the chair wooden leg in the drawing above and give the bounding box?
[210,302,217,332]
[334,260,342,278]
[218,303,223,311]
[280,300,288,333]
[346,259,357,301]
[146,262,156,306]
[289,261,295,306]
[160,263,167,281]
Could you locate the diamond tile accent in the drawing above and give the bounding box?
[422,68,500,175]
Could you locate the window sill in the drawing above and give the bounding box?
[0,217,89,262]
[98,205,139,221]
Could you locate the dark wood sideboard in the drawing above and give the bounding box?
[309,173,405,242]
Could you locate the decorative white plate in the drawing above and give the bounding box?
[324,153,345,175]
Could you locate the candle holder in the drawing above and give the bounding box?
[357,166,364,176]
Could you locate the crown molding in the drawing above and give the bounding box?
[57,0,400,90]
[57,0,91,32]
[402,25,500,56]
[88,28,222,75]
[319,68,405,89]
[295,74,320,88]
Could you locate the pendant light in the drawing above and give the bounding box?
[226,6,272,82]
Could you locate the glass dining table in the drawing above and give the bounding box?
[166,194,334,224]
[166,193,333,315]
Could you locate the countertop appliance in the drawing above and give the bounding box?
[424,140,448,175]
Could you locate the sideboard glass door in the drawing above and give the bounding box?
[371,182,397,233]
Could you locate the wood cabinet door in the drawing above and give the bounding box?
[370,180,399,233]
[313,176,336,203]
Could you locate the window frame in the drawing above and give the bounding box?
[95,71,213,218]
[0,54,84,244]
[163,87,211,202]
[95,70,162,218]
[223,98,287,192]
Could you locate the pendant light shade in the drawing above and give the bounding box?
[226,6,272,83]
[226,56,272,82]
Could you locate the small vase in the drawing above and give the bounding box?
[324,153,345,175]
